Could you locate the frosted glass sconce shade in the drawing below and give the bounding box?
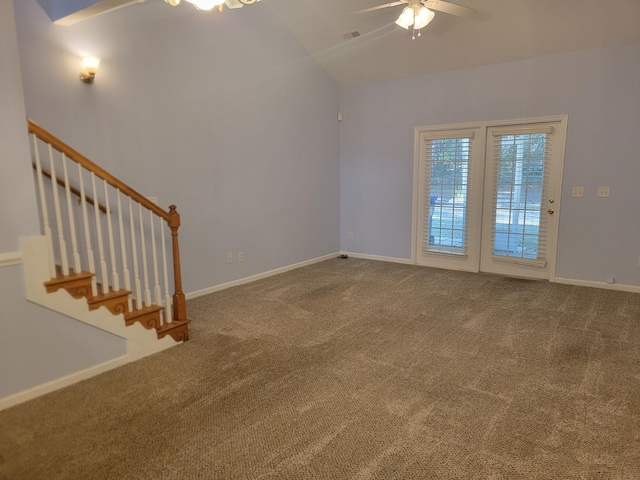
[80,57,100,84]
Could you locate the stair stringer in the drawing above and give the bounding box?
[20,235,178,362]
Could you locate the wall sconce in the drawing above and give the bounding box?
[80,57,100,84]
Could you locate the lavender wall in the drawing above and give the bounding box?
[7,0,638,403]
[14,0,341,294]
[4,0,339,401]
[1,0,126,401]
[0,3,40,252]
[339,43,640,287]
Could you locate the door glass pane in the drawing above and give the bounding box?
[493,133,546,260]
[426,138,470,253]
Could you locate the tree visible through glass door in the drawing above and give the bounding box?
[493,132,546,260]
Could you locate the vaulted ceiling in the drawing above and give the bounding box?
[267,0,640,85]
[42,0,640,86]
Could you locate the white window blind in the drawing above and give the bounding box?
[422,131,475,256]
[489,126,553,267]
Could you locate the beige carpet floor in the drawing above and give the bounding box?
[1,258,639,479]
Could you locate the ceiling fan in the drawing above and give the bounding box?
[348,0,476,39]
[164,0,259,12]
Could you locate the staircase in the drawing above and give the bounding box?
[23,119,189,358]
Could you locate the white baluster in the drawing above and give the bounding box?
[62,154,81,273]
[139,203,152,307]
[150,211,162,313]
[118,191,133,312]
[103,180,119,292]
[32,135,56,278]
[91,172,109,292]
[161,218,173,324]
[48,144,69,276]
[78,164,98,297]
[129,198,142,310]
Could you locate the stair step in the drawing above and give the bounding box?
[157,319,190,342]
[125,305,190,342]
[44,270,94,300]
[44,266,189,343]
[88,287,131,316]
[125,304,163,331]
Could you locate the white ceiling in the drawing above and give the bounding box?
[264,0,640,85]
[53,0,640,86]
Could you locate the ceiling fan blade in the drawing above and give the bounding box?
[423,0,476,17]
[346,1,405,16]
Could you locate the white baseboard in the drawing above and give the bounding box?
[341,251,414,265]
[0,250,22,267]
[344,254,640,292]
[0,355,129,412]
[186,251,417,300]
[554,277,640,294]
[8,235,178,410]
[186,252,341,299]
[185,248,640,297]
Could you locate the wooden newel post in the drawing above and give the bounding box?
[169,205,187,325]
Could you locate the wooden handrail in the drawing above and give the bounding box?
[27,119,170,222]
[33,162,108,214]
[28,117,188,327]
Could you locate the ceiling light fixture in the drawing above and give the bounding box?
[395,3,435,39]
[165,0,260,12]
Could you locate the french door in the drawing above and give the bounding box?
[414,116,567,279]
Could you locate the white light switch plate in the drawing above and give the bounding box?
[571,187,584,198]
[597,186,610,197]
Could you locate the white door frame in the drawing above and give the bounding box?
[411,115,568,280]
[412,121,486,272]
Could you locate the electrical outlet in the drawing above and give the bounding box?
[571,187,584,198]
[605,276,615,284]
[227,252,233,264]
[238,252,244,262]
[597,186,610,197]
[348,232,354,240]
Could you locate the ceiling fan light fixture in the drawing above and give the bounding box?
[395,6,415,29]
[413,6,435,30]
[185,0,225,10]
[166,0,260,11]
